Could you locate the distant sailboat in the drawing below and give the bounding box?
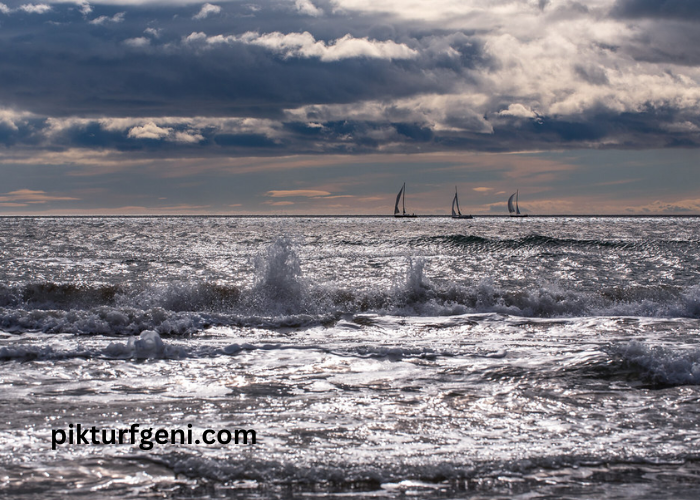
[394,183,417,218]
[507,190,528,217]
[451,187,473,219]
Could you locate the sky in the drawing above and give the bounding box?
[0,0,698,215]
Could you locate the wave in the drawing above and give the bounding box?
[152,452,700,495]
[0,323,458,362]
[617,341,700,386]
[416,234,698,252]
[0,330,185,361]
[1,237,700,335]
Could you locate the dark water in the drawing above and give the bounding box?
[1,216,699,498]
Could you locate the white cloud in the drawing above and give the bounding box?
[122,121,206,143]
[286,93,494,133]
[498,104,538,119]
[76,1,91,15]
[144,27,161,38]
[187,30,418,61]
[193,3,221,20]
[0,3,10,14]
[45,116,281,143]
[172,131,204,143]
[184,31,207,43]
[19,4,52,14]
[0,108,34,130]
[90,12,125,24]
[295,0,322,17]
[241,31,418,61]
[124,36,150,48]
[127,122,171,140]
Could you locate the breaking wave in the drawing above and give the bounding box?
[617,341,700,386]
[1,237,700,335]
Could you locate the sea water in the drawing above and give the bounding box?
[1,216,699,498]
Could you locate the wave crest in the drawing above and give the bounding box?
[619,340,700,386]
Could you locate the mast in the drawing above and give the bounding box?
[455,186,461,216]
[516,190,520,215]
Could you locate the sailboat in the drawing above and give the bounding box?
[394,183,417,218]
[451,187,473,219]
[507,190,528,217]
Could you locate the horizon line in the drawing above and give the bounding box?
[1,214,699,218]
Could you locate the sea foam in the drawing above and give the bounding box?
[619,340,700,386]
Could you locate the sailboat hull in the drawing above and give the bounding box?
[510,214,528,217]
[394,214,417,218]
[451,215,473,219]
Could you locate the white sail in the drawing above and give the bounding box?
[507,192,517,214]
[515,190,521,215]
[394,184,404,215]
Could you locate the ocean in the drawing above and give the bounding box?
[1,216,699,498]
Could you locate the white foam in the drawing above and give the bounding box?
[103,330,185,359]
[620,340,700,386]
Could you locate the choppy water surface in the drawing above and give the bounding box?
[1,216,700,498]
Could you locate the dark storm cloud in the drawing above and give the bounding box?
[620,22,700,66]
[0,2,462,118]
[0,0,696,157]
[612,0,700,20]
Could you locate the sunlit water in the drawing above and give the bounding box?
[1,216,700,498]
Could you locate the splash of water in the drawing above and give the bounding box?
[248,236,310,314]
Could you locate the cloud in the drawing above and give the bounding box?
[193,3,221,20]
[18,4,51,14]
[0,189,78,204]
[473,187,492,192]
[90,12,125,24]
[241,31,418,61]
[295,0,323,17]
[266,190,332,197]
[612,0,700,20]
[631,198,700,214]
[186,31,419,61]
[77,1,92,16]
[123,121,205,143]
[124,36,150,48]
[498,104,538,119]
[144,27,161,38]
[286,94,494,134]
[0,3,10,14]
[172,131,204,143]
[127,122,171,140]
[0,0,696,160]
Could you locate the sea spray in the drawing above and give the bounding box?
[248,235,312,315]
